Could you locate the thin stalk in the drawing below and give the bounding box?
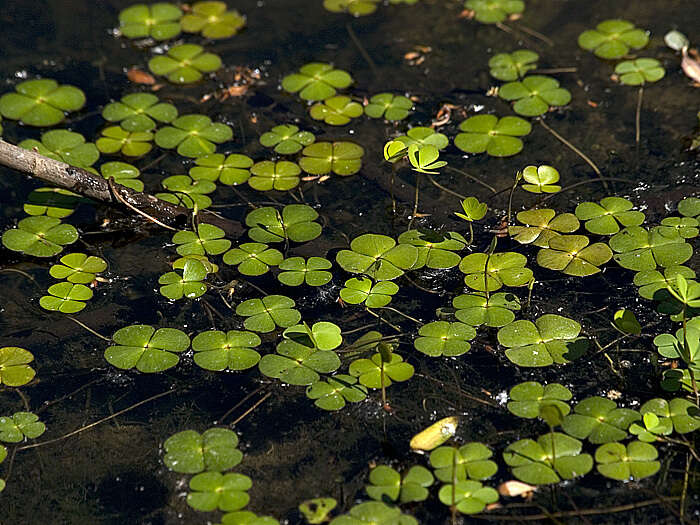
[380,359,387,408]
[513,23,555,47]
[346,22,378,77]
[231,392,272,426]
[680,453,690,522]
[365,307,402,333]
[635,86,644,146]
[377,306,423,325]
[532,67,578,74]
[408,174,421,230]
[507,174,520,226]
[445,166,498,193]
[426,173,468,200]
[390,163,397,215]
[66,315,112,342]
[537,177,637,204]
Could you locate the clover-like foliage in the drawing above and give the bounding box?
[414,321,476,357]
[341,277,399,308]
[323,0,381,17]
[310,95,363,125]
[329,501,417,525]
[163,428,242,473]
[454,115,531,157]
[192,330,261,371]
[521,165,561,193]
[96,126,153,157]
[395,127,449,150]
[118,2,182,40]
[159,258,209,300]
[300,141,364,176]
[49,253,107,283]
[306,374,368,411]
[181,1,245,39]
[158,175,216,209]
[0,79,85,126]
[575,197,645,235]
[260,124,315,155]
[299,498,337,524]
[453,292,521,327]
[2,216,78,257]
[235,295,301,333]
[0,412,45,442]
[499,76,572,116]
[337,233,419,281]
[465,0,524,24]
[407,144,446,174]
[98,161,144,191]
[561,396,640,444]
[536,235,613,276]
[459,252,532,292]
[509,209,579,247]
[23,187,82,218]
[364,93,413,121]
[278,257,333,287]
[20,130,99,169]
[654,325,700,372]
[190,153,253,184]
[595,441,659,480]
[249,160,301,191]
[637,398,700,435]
[149,44,222,84]
[172,224,230,256]
[489,50,538,81]
[504,433,593,485]
[220,511,280,525]
[104,325,190,373]
[282,62,353,101]
[497,314,588,367]
[633,266,696,300]
[349,353,414,388]
[609,226,693,271]
[430,443,498,482]
[187,472,251,511]
[259,339,341,386]
[398,230,467,269]
[366,465,434,503]
[438,480,499,515]
[155,114,232,157]
[658,217,699,240]
[0,347,36,387]
[283,322,343,351]
[223,242,283,276]
[40,282,93,313]
[102,93,178,132]
[615,58,665,86]
[678,197,700,219]
[507,381,572,419]
[578,19,649,59]
[246,204,321,244]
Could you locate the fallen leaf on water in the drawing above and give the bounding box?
[498,480,537,498]
[681,48,700,84]
[126,68,155,85]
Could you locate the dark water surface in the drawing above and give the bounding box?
[0,1,699,524]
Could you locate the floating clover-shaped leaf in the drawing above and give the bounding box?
[383,140,408,163]
[337,233,418,281]
[638,398,700,435]
[323,0,381,16]
[678,197,700,219]
[299,141,364,176]
[497,314,588,367]
[102,93,178,132]
[407,144,447,174]
[453,292,521,327]
[0,79,85,126]
[105,325,189,373]
[395,127,449,150]
[300,498,337,524]
[20,130,99,169]
[190,153,252,185]
[507,381,572,419]
[459,252,532,292]
[613,308,642,335]
[0,412,45,442]
[575,197,645,235]
[172,224,230,256]
[414,321,476,357]
[397,230,467,269]
[438,481,498,515]
[609,226,693,271]
[187,472,251,512]
[654,326,700,371]
[329,501,417,525]
[164,428,242,473]
[454,115,531,157]
[595,441,659,480]
[246,204,321,243]
[510,209,579,247]
[615,58,665,86]
[49,252,107,283]
[657,217,699,239]
[489,50,538,81]
[536,235,613,276]
[192,330,261,371]
[158,175,216,209]
[283,322,343,351]
[181,1,245,39]
[349,353,414,388]
[249,160,301,191]
[235,295,301,333]
[282,63,353,101]
[96,126,153,157]
[340,277,399,308]
[174,255,218,274]
[223,242,283,276]
[100,162,144,191]
[259,124,315,155]
[561,396,640,444]
[155,114,232,157]
[278,257,333,287]
[499,76,572,117]
[465,0,524,24]
[504,433,593,485]
[633,265,696,300]
[578,19,649,60]
[366,465,434,503]
[364,93,413,121]
[2,216,78,257]
[23,187,81,218]
[159,258,209,300]
[149,44,222,84]
[629,412,672,442]
[40,282,93,313]
[118,2,182,40]
[0,347,36,387]
[430,443,498,482]
[455,197,488,223]
[306,374,368,411]
[310,95,363,125]
[521,165,561,193]
[259,340,341,385]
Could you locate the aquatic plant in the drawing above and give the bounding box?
[158,174,216,209]
[49,253,107,283]
[364,93,413,121]
[96,126,153,157]
[278,257,333,287]
[190,153,253,185]
[19,130,99,170]
[40,282,93,313]
[149,44,222,84]
[259,124,315,155]
[192,330,261,371]
[246,204,321,243]
[248,160,301,191]
[102,93,178,132]
[520,164,561,193]
[397,230,467,269]
[235,295,301,332]
[609,226,693,271]
[259,340,340,385]
[366,465,434,503]
[488,50,538,81]
[118,2,182,40]
[349,352,414,388]
[453,292,520,327]
[458,252,532,291]
[454,114,531,157]
[23,187,81,218]
[536,235,613,276]
[323,0,381,17]
[310,95,363,125]
[2,216,78,257]
[186,472,251,511]
[282,63,353,101]
[181,1,245,39]
[299,141,364,176]
[395,127,449,150]
[155,114,233,157]
[0,347,36,387]
[163,428,242,473]
[509,209,579,247]
[430,443,498,482]
[336,233,419,281]
[0,412,45,442]
[464,0,524,24]
[578,19,649,59]
[561,396,640,443]
[413,321,476,357]
[575,197,645,235]
[438,480,499,514]
[223,242,283,276]
[0,79,85,126]
[507,381,572,419]
[594,441,659,480]
[159,258,209,300]
[104,325,190,372]
[498,76,571,116]
[341,277,399,307]
[306,374,368,410]
[172,224,231,256]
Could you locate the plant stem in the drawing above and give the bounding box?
[537,177,637,204]
[408,174,421,230]
[377,306,423,325]
[635,86,644,146]
[426,173,468,200]
[346,22,378,77]
[65,315,112,342]
[532,67,578,74]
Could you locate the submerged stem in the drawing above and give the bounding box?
[635,86,644,146]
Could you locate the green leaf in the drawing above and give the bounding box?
[453,292,521,327]
[235,295,301,333]
[414,321,476,357]
[49,252,107,283]
[246,204,321,243]
[259,124,315,155]
[2,216,78,257]
[430,443,498,482]
[155,114,232,157]
[595,441,659,480]
[187,472,251,511]
[615,58,665,86]
[40,282,93,313]
[578,19,649,59]
[19,130,98,169]
[310,95,363,126]
[337,233,418,281]
[190,153,253,185]
[283,322,343,351]
[0,79,85,126]
[0,347,36,387]
[329,501,417,525]
[23,187,82,218]
[306,374,367,411]
[398,230,467,269]
[181,2,245,39]
[104,325,190,373]
[299,498,337,524]
[609,226,692,271]
[464,0,524,24]
[100,161,144,191]
[278,257,333,287]
[613,309,641,335]
[638,398,700,434]
[223,242,283,276]
[438,480,499,514]
[158,259,209,300]
[510,209,579,247]
[489,50,538,81]
[454,115,531,157]
[340,277,399,308]
[366,465,433,503]
[102,93,178,132]
[192,330,261,371]
[536,235,613,276]
[300,141,364,176]
[561,396,640,443]
[248,160,301,191]
[507,381,572,419]
[282,63,353,101]
[364,93,413,121]
[521,165,561,193]
[499,76,571,116]
[349,353,414,388]
[407,144,447,174]
[96,126,153,157]
[575,197,645,235]
[395,127,449,150]
[259,340,340,385]
[172,224,230,256]
[0,412,46,442]
[459,252,532,292]
[149,44,222,84]
[119,2,182,40]
[163,428,242,473]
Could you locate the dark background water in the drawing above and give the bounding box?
[0,1,699,524]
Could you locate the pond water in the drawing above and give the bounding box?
[0,0,699,524]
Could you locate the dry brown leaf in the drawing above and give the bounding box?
[126,68,155,85]
[681,48,700,84]
[498,480,537,498]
